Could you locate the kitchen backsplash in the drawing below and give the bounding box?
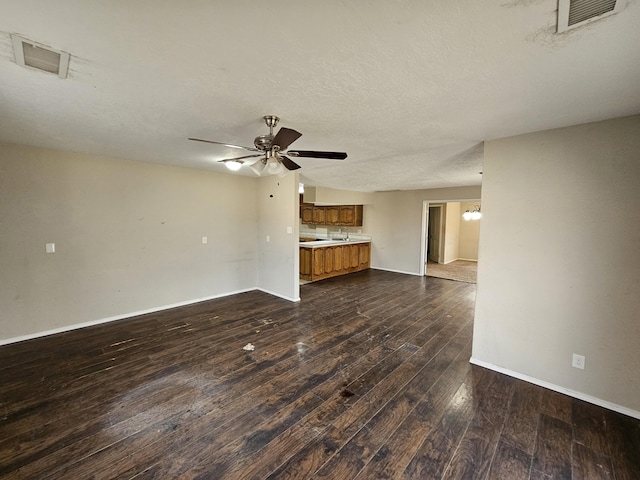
[299,225,372,242]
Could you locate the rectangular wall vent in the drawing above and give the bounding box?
[11,34,70,78]
[558,0,623,33]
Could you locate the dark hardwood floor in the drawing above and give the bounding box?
[1,270,639,479]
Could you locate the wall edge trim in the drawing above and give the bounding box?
[0,288,257,346]
[371,267,421,276]
[255,288,300,303]
[469,357,640,420]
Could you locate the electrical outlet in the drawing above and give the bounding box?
[572,353,585,369]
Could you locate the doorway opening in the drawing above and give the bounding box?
[420,200,481,283]
[427,204,444,264]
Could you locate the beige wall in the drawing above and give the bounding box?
[458,201,481,260]
[257,174,300,300]
[368,186,482,275]
[302,186,374,205]
[472,115,640,414]
[0,142,298,342]
[443,202,461,263]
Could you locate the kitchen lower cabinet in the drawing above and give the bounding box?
[300,242,371,282]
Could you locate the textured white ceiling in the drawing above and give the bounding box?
[1,1,639,191]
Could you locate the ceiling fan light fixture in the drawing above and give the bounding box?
[250,159,266,176]
[224,160,243,171]
[266,156,281,173]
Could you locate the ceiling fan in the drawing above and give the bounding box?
[188,115,347,176]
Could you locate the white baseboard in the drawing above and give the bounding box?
[469,357,640,420]
[0,287,266,346]
[441,258,478,264]
[256,288,300,303]
[372,266,422,276]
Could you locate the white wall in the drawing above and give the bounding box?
[0,142,267,342]
[472,115,640,415]
[368,186,482,275]
[257,174,300,301]
[443,202,461,263]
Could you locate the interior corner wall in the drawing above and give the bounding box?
[0,142,259,342]
[442,202,460,264]
[368,186,482,275]
[472,115,640,414]
[257,173,299,301]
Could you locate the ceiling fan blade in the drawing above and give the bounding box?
[279,156,301,171]
[286,150,347,160]
[216,153,263,163]
[271,127,302,151]
[188,138,259,152]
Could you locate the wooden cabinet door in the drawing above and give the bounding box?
[333,245,343,272]
[350,244,359,268]
[339,206,355,225]
[325,206,339,225]
[324,247,334,273]
[338,205,363,226]
[312,207,325,225]
[301,206,314,224]
[342,245,350,271]
[313,248,324,276]
[300,248,312,276]
[359,243,370,267]
[353,205,363,226]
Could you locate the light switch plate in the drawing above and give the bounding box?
[45,243,55,253]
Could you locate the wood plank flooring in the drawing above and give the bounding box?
[1,270,639,479]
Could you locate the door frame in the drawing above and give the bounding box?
[426,204,444,265]
[419,199,481,276]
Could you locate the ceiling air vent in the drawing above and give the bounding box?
[557,0,623,32]
[11,34,70,78]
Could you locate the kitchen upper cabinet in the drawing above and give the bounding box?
[312,207,326,225]
[300,205,363,226]
[325,206,340,225]
[301,206,314,224]
[339,205,363,226]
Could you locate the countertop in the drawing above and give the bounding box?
[299,239,371,248]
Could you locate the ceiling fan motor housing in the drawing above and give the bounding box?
[254,134,274,151]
